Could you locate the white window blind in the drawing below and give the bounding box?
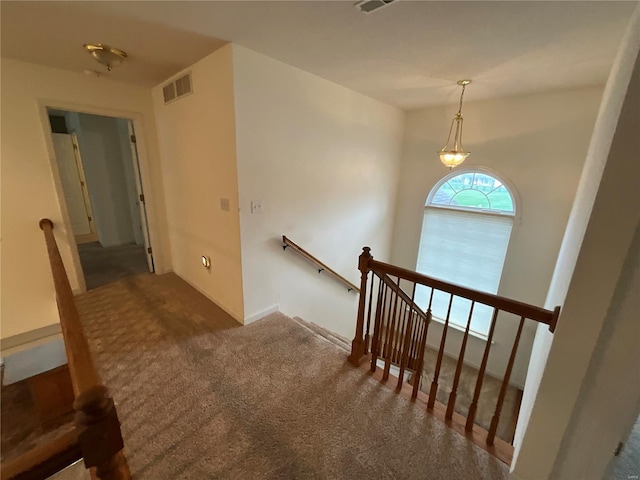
[414,207,513,335]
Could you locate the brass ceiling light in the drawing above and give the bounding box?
[83,44,127,71]
[438,80,472,169]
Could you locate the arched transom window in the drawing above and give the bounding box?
[416,171,515,335]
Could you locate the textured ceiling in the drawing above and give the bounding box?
[1,1,635,109]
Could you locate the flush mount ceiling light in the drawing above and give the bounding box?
[438,80,472,169]
[83,43,127,71]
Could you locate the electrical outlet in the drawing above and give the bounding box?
[251,200,263,214]
[220,198,230,211]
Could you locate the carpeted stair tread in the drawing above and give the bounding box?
[292,317,351,352]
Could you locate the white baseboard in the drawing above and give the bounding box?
[244,305,280,325]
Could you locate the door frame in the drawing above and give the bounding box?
[69,132,99,244]
[126,121,155,272]
[38,99,162,293]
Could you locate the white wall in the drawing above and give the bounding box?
[152,45,245,322]
[553,224,640,478]
[390,87,603,387]
[232,45,404,338]
[513,10,639,479]
[0,58,170,340]
[69,113,137,247]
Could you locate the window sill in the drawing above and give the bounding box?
[429,315,495,344]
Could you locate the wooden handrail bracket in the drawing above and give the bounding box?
[282,235,360,293]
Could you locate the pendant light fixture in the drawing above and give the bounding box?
[438,79,472,169]
[84,44,127,71]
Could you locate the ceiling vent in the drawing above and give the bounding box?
[162,72,193,104]
[355,0,396,14]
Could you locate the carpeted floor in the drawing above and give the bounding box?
[77,242,149,290]
[73,273,508,479]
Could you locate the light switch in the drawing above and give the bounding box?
[220,198,230,211]
[251,200,263,214]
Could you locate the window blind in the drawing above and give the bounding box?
[414,207,513,334]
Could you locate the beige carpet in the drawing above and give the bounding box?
[74,273,508,479]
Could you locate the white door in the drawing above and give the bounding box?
[52,133,94,237]
[126,121,154,272]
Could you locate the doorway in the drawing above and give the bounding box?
[47,109,154,290]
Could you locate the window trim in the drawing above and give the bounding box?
[426,166,520,219]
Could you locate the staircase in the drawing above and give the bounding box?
[292,317,350,353]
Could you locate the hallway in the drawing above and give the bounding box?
[77,242,149,290]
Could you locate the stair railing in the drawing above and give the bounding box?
[282,235,360,293]
[348,246,560,452]
[39,219,131,480]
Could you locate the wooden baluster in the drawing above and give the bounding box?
[487,316,526,446]
[370,278,386,372]
[428,293,454,410]
[445,301,475,420]
[408,312,420,372]
[390,301,404,365]
[382,278,402,382]
[349,247,372,366]
[407,311,418,371]
[466,308,499,432]
[363,274,376,354]
[397,284,417,390]
[412,309,431,400]
[407,286,422,370]
[391,284,410,364]
[39,219,130,480]
[396,301,410,364]
[408,286,431,373]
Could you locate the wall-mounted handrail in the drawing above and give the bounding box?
[282,235,360,293]
[39,219,131,480]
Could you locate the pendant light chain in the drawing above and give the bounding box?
[437,79,472,169]
[457,83,467,116]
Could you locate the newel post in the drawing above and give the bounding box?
[348,247,372,366]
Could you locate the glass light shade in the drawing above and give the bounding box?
[90,50,124,70]
[438,150,469,168]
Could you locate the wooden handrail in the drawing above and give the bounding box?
[377,272,428,320]
[282,235,360,293]
[39,219,131,480]
[39,219,101,396]
[368,258,560,331]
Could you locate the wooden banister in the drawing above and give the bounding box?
[348,246,562,462]
[369,258,559,331]
[282,236,360,293]
[39,219,100,396]
[39,219,131,480]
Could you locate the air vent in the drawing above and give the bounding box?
[163,83,176,103]
[162,72,193,104]
[175,74,192,97]
[355,0,396,14]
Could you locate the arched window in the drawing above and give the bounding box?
[415,170,515,335]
